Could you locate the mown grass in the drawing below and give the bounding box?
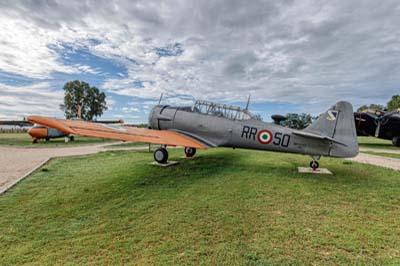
[1,148,400,265]
[358,136,399,150]
[0,133,114,147]
[106,141,148,148]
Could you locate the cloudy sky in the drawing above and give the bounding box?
[0,0,399,122]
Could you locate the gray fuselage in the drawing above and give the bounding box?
[149,105,338,157]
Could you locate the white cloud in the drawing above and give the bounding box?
[0,0,399,116]
[121,106,139,113]
[0,82,64,119]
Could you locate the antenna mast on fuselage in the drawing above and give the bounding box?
[245,94,251,111]
[158,93,164,105]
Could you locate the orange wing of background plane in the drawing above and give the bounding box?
[27,116,207,149]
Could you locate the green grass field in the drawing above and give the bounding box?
[106,141,148,148]
[358,136,399,150]
[0,133,114,147]
[1,148,400,265]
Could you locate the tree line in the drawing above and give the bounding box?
[280,94,400,130]
[357,95,400,112]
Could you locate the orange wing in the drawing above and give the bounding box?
[27,115,207,149]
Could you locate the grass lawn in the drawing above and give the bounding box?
[106,141,148,148]
[1,148,400,265]
[358,136,399,150]
[0,133,114,147]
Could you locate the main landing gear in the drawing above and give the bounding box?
[393,136,400,147]
[153,146,197,164]
[154,147,169,164]
[309,155,321,171]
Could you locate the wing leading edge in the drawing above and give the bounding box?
[27,115,208,149]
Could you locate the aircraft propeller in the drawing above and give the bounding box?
[365,109,400,137]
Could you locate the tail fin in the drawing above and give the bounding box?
[304,101,358,157]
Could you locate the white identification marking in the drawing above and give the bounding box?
[327,110,338,121]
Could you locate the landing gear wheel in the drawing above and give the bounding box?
[32,139,38,144]
[184,147,196,157]
[154,148,168,164]
[393,136,400,147]
[45,137,50,142]
[69,136,75,141]
[310,161,319,170]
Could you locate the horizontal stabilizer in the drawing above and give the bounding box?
[292,131,347,146]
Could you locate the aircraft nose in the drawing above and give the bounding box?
[28,126,48,139]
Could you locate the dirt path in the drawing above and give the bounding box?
[359,147,400,154]
[348,152,400,171]
[0,143,148,195]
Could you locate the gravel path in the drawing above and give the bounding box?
[359,147,400,154]
[0,143,148,195]
[348,152,400,171]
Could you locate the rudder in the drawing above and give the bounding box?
[304,101,358,157]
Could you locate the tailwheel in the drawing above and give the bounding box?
[184,147,196,158]
[154,147,169,164]
[310,160,319,171]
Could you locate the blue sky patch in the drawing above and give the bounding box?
[155,43,184,57]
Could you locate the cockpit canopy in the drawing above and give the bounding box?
[191,100,253,120]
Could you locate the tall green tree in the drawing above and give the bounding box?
[357,104,385,112]
[61,80,107,120]
[281,113,313,129]
[387,95,400,111]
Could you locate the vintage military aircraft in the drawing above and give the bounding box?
[0,104,124,143]
[27,100,358,169]
[354,109,400,147]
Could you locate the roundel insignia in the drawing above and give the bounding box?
[257,130,273,144]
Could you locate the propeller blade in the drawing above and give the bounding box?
[375,121,381,137]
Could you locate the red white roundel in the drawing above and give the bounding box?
[257,130,273,144]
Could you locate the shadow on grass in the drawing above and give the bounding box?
[129,150,241,187]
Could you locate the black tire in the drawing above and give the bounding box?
[69,136,75,141]
[45,137,50,141]
[310,161,319,170]
[154,148,168,164]
[184,147,196,157]
[393,137,400,147]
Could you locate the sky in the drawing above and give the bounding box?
[0,0,399,123]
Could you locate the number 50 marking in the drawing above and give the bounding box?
[273,132,290,147]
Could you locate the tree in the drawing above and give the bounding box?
[61,80,107,120]
[357,104,385,112]
[387,95,400,111]
[281,113,313,129]
[253,113,263,121]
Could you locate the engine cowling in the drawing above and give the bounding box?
[148,105,177,130]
